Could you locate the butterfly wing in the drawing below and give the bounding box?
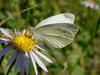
[33,13,79,48]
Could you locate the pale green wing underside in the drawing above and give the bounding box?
[36,13,75,28]
[34,13,79,48]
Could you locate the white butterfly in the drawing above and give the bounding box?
[32,13,79,48]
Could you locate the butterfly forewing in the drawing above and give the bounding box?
[34,13,79,48]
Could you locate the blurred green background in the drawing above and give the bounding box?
[0,0,100,75]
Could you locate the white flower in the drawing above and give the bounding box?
[80,0,100,10]
[0,13,79,75]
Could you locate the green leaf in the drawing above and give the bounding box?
[71,65,85,75]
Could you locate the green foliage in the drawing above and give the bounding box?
[0,0,100,75]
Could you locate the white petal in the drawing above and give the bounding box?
[0,38,10,43]
[0,28,12,38]
[14,52,20,72]
[22,29,26,35]
[25,52,29,58]
[19,52,24,75]
[14,28,17,34]
[0,46,12,57]
[36,13,75,28]
[31,51,48,72]
[24,52,29,75]
[35,45,47,51]
[29,52,38,75]
[7,50,18,65]
[35,50,53,63]
[14,28,20,35]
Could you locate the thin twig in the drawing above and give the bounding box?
[0,6,36,26]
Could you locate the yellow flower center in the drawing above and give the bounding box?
[11,35,36,52]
